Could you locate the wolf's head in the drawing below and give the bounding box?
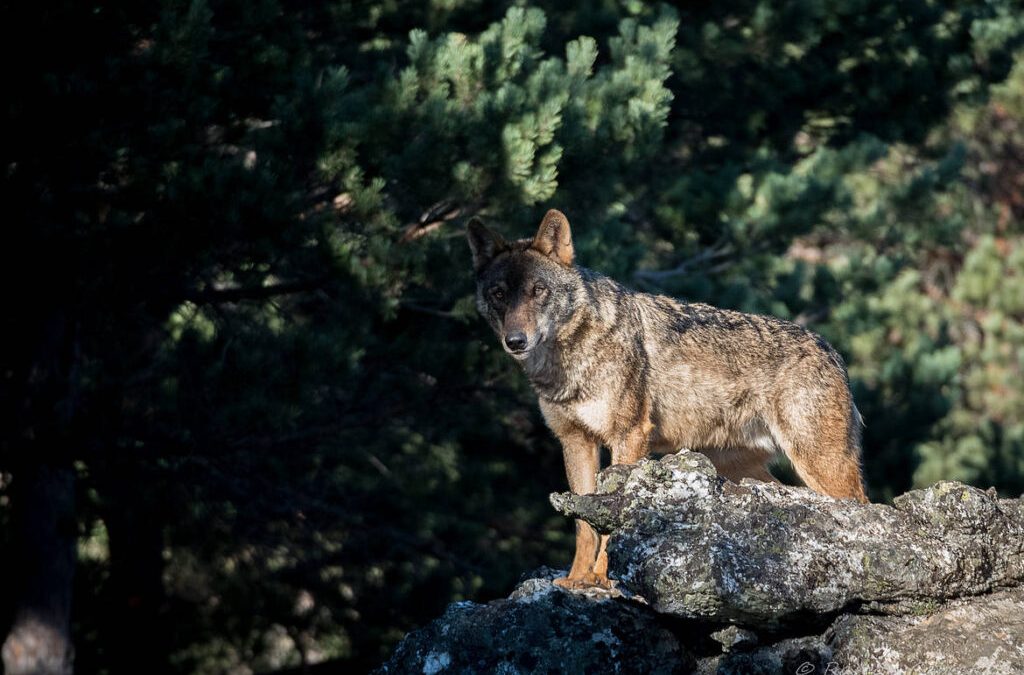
[467,210,582,360]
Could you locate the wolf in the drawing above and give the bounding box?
[467,209,868,589]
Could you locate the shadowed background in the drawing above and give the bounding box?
[2,1,1023,672]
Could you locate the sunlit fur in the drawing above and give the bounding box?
[468,210,867,589]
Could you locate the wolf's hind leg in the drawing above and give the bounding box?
[772,390,868,503]
[788,444,867,502]
[702,448,780,484]
[789,418,867,501]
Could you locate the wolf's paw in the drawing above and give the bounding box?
[553,572,613,590]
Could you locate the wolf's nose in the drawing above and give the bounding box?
[504,332,528,352]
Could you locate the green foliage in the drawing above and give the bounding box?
[4,0,1024,672]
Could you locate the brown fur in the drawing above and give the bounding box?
[468,210,868,589]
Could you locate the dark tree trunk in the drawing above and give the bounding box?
[2,308,80,675]
[1,463,76,675]
[102,461,171,675]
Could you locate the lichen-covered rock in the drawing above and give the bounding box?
[827,588,1024,674]
[380,454,1024,673]
[694,589,1024,674]
[696,633,832,675]
[375,572,693,674]
[551,451,1024,626]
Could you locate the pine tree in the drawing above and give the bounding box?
[3,1,1023,671]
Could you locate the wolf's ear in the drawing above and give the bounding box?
[532,209,574,266]
[466,217,508,272]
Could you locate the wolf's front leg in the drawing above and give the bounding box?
[552,428,610,589]
[590,418,652,584]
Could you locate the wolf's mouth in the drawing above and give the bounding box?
[505,345,532,359]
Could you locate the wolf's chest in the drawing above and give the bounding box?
[571,396,616,437]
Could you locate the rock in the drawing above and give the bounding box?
[552,451,1024,626]
[696,633,832,675]
[827,587,1024,674]
[697,589,1024,674]
[376,571,694,674]
[380,450,1024,673]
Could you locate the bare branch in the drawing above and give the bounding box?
[399,200,475,243]
[633,242,734,283]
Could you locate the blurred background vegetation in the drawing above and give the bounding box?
[2,0,1024,672]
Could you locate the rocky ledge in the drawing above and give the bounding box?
[379,451,1024,674]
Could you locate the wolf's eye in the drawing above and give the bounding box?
[532,284,547,298]
[490,287,505,302]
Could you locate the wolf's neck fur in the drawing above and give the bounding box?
[522,268,641,403]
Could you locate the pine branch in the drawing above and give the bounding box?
[183,278,330,304]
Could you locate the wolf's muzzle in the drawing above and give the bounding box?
[504,332,529,353]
